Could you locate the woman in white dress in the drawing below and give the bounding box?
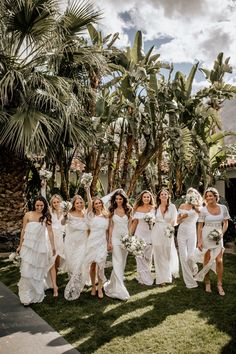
[131,190,155,286]
[177,188,202,289]
[83,188,109,299]
[194,187,230,296]
[17,196,56,305]
[104,190,132,300]
[50,195,65,271]
[151,189,179,286]
[62,195,89,300]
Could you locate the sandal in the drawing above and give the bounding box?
[217,283,225,296]
[205,282,212,293]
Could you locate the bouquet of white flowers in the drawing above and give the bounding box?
[8,252,21,266]
[39,169,52,180]
[208,229,222,245]
[60,201,72,213]
[186,193,199,206]
[164,225,175,238]
[121,235,146,256]
[144,213,155,230]
[80,173,93,188]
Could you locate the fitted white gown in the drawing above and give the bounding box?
[133,211,154,285]
[64,214,89,300]
[177,209,198,288]
[104,214,130,300]
[18,222,54,305]
[151,204,179,285]
[194,205,230,282]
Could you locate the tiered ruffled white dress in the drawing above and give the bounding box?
[64,214,89,300]
[18,222,54,305]
[177,209,198,288]
[82,215,109,285]
[194,205,230,282]
[51,212,65,260]
[104,214,130,300]
[151,204,179,284]
[133,211,154,285]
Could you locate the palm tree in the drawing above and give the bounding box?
[0,0,102,242]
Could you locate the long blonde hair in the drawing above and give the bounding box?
[50,194,63,213]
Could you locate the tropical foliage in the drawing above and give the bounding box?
[0,0,236,239]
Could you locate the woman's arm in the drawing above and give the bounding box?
[16,213,28,253]
[107,218,113,251]
[61,213,68,226]
[222,219,228,236]
[197,222,204,251]
[85,187,93,212]
[177,205,188,224]
[47,224,56,256]
[130,219,138,236]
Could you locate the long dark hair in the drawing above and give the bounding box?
[156,189,170,214]
[109,189,132,218]
[133,190,155,212]
[33,196,51,224]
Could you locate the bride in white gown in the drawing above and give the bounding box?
[104,190,132,300]
[17,196,56,305]
[151,189,179,285]
[62,195,89,300]
[131,190,155,286]
[50,195,65,271]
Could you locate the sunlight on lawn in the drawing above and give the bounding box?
[111,305,154,327]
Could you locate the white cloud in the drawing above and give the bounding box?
[93,0,236,78]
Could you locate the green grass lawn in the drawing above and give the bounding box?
[1,254,236,354]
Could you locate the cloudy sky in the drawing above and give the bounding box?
[93,0,236,86]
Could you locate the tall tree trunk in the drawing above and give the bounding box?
[121,133,134,190]
[0,149,28,251]
[91,150,101,196]
[112,120,125,190]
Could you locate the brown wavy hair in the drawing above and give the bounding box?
[33,196,51,224]
[133,190,155,212]
[108,189,132,218]
[204,187,219,202]
[156,189,170,214]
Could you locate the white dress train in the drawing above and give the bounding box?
[133,211,154,285]
[63,214,89,300]
[18,222,55,305]
[177,209,198,288]
[104,214,130,300]
[194,205,230,282]
[151,204,179,285]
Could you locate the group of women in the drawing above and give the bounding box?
[16,186,230,306]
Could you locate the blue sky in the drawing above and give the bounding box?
[93,0,236,89]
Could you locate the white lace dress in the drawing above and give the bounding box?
[133,211,154,285]
[151,204,179,284]
[194,205,230,282]
[82,215,109,285]
[177,209,198,288]
[104,214,130,300]
[51,212,65,259]
[63,214,89,300]
[18,222,54,305]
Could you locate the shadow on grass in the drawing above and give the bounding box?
[1,255,236,353]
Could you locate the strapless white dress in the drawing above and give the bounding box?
[18,221,54,305]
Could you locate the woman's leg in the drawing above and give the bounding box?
[55,255,60,273]
[216,250,225,295]
[90,262,97,295]
[50,265,58,297]
[97,269,104,299]
[204,250,211,292]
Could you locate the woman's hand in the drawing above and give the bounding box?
[16,246,21,254]
[52,248,56,256]
[107,241,112,252]
[197,241,203,251]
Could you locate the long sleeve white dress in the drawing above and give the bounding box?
[151,204,179,285]
[177,209,198,288]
